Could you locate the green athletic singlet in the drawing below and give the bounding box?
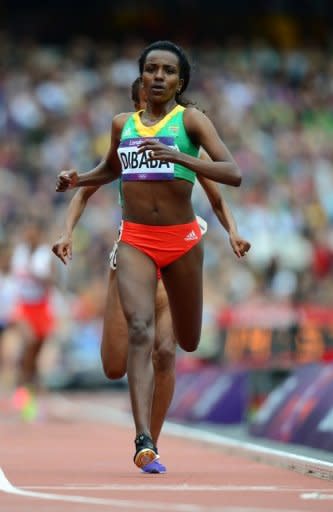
[117,105,199,184]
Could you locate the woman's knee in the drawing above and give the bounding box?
[100,339,127,380]
[127,316,154,348]
[153,340,176,372]
[101,355,126,380]
[177,331,201,352]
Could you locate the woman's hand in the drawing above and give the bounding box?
[229,231,251,258]
[138,139,178,163]
[52,234,73,265]
[56,169,78,192]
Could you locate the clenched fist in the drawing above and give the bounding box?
[229,232,251,258]
[52,233,72,265]
[56,169,78,192]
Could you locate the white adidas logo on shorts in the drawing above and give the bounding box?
[184,230,198,241]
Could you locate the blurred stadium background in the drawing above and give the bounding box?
[0,0,333,449]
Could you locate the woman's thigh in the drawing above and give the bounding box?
[116,242,157,326]
[161,242,203,352]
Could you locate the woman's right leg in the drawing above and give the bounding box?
[100,269,128,380]
[116,241,158,467]
[151,280,176,446]
[102,267,174,458]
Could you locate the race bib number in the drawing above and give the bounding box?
[118,137,175,181]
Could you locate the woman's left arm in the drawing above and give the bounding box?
[137,108,242,186]
[182,108,242,185]
[197,172,251,257]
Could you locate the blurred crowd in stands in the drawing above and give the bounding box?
[0,33,333,389]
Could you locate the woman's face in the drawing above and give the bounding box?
[141,50,183,104]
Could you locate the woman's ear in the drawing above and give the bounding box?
[177,79,184,94]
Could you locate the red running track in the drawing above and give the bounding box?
[0,391,333,512]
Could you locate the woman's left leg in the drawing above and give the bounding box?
[100,269,128,380]
[161,241,204,353]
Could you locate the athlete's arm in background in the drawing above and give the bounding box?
[56,113,129,192]
[52,186,98,264]
[198,150,251,258]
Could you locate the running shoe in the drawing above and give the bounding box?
[141,459,167,474]
[134,433,158,469]
[11,386,39,422]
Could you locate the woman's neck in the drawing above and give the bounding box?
[141,101,178,124]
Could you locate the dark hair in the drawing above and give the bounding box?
[131,77,141,105]
[138,40,192,105]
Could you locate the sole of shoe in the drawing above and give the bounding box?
[134,448,158,469]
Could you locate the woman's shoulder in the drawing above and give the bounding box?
[112,111,135,128]
[183,106,209,131]
[183,106,207,119]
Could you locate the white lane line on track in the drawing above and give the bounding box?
[0,467,221,512]
[53,393,333,480]
[0,465,305,512]
[220,510,304,512]
[2,469,303,512]
[164,423,333,481]
[219,510,304,512]
[21,484,333,492]
[301,492,333,500]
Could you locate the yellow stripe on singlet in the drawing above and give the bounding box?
[133,104,184,137]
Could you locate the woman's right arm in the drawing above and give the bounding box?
[56,113,129,191]
[63,186,99,237]
[52,186,98,264]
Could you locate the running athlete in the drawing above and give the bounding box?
[53,78,250,473]
[11,219,55,389]
[56,41,243,471]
